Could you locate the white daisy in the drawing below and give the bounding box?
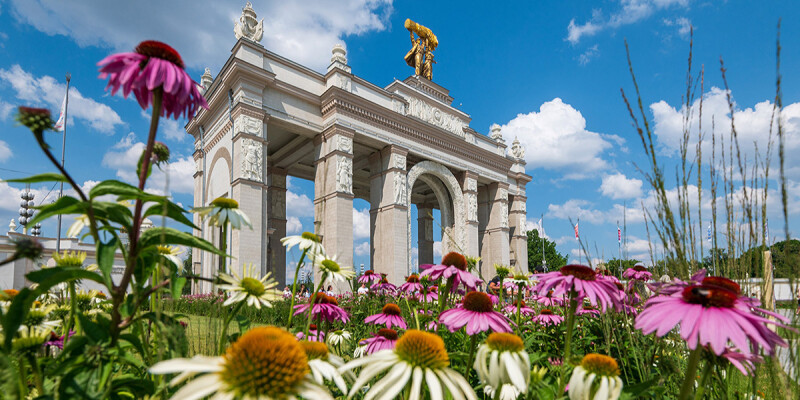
[474,332,530,397]
[150,327,333,400]
[327,329,352,347]
[66,215,90,238]
[217,264,281,309]
[483,384,522,400]
[340,330,477,400]
[281,232,325,257]
[193,197,252,229]
[353,344,368,359]
[300,341,353,395]
[314,254,355,285]
[568,354,623,400]
[157,245,184,271]
[20,303,61,332]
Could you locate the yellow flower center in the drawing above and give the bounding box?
[53,251,87,267]
[156,245,176,255]
[580,354,620,377]
[395,330,449,369]
[300,340,329,360]
[321,259,340,273]
[486,332,524,353]
[211,197,239,209]
[301,231,321,242]
[220,327,309,398]
[240,277,266,297]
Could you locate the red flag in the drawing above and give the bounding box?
[574,222,579,240]
[617,226,621,243]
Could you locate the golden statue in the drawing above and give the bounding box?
[403,19,437,81]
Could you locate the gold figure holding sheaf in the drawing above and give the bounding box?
[403,19,437,81]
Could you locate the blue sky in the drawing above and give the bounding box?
[0,0,799,274]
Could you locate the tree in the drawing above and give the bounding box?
[602,258,641,278]
[737,240,800,279]
[527,229,567,273]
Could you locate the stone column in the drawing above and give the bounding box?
[458,171,480,261]
[314,125,354,291]
[417,203,434,266]
[369,145,409,283]
[485,182,510,269]
[509,193,528,271]
[267,168,287,285]
[191,141,204,293]
[230,108,268,280]
[477,186,491,279]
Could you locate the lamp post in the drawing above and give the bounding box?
[18,188,37,236]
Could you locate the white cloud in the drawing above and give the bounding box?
[500,98,623,179]
[525,218,548,239]
[0,65,124,133]
[286,190,314,218]
[101,133,195,195]
[353,207,370,239]
[0,140,11,162]
[566,0,690,44]
[548,199,607,225]
[7,0,393,72]
[600,173,643,199]
[141,110,185,142]
[0,99,13,120]
[354,241,370,256]
[663,17,691,37]
[433,241,442,260]
[286,216,302,234]
[578,44,599,65]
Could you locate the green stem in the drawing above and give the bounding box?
[516,284,524,331]
[678,347,704,400]
[17,356,28,398]
[304,277,326,338]
[564,292,578,362]
[694,356,714,400]
[464,334,478,377]
[218,224,228,275]
[404,297,420,330]
[286,248,309,328]
[218,301,245,354]
[439,277,454,315]
[65,282,77,344]
[26,354,43,394]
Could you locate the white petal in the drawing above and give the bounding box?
[425,368,444,400]
[408,367,424,400]
[435,369,464,400]
[169,374,223,400]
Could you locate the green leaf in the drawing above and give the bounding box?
[26,266,106,287]
[89,180,160,201]
[1,288,38,349]
[77,313,108,343]
[4,172,68,183]
[27,195,83,226]
[144,200,198,230]
[139,227,224,256]
[171,276,187,299]
[97,237,119,286]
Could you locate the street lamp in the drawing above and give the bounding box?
[18,189,38,235]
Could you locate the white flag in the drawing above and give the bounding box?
[53,92,67,132]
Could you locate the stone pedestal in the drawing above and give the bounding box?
[314,125,354,291]
[509,194,528,271]
[369,145,409,283]
[480,182,510,273]
[459,171,480,261]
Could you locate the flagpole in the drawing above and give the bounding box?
[540,213,545,271]
[56,73,70,254]
[576,218,580,265]
[617,220,621,277]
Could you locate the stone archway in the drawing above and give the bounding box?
[406,161,466,273]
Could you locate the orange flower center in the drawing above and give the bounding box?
[220,326,308,398]
[540,309,554,315]
[701,276,740,295]
[633,265,648,272]
[683,285,737,308]
[300,340,329,360]
[441,252,467,271]
[377,328,398,340]
[406,274,420,283]
[135,40,185,69]
[462,291,493,313]
[581,354,620,377]
[512,300,527,308]
[382,303,402,316]
[560,264,596,281]
[394,330,449,369]
[486,332,524,352]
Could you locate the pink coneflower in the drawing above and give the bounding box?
[420,252,481,292]
[360,328,399,354]
[414,285,439,303]
[548,357,563,366]
[399,274,423,294]
[576,304,601,317]
[533,309,564,326]
[532,290,564,307]
[534,264,622,311]
[721,348,762,376]
[370,275,397,294]
[358,269,381,284]
[364,303,408,329]
[439,291,512,335]
[503,300,535,316]
[295,324,325,342]
[648,269,706,296]
[635,276,789,355]
[97,40,208,119]
[623,263,653,281]
[293,293,349,323]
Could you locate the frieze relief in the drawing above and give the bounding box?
[394,174,407,206]
[392,154,406,170]
[466,193,477,222]
[337,135,353,154]
[271,193,286,219]
[405,97,466,138]
[240,138,262,181]
[500,202,509,228]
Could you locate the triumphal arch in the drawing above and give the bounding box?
[188,3,530,291]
